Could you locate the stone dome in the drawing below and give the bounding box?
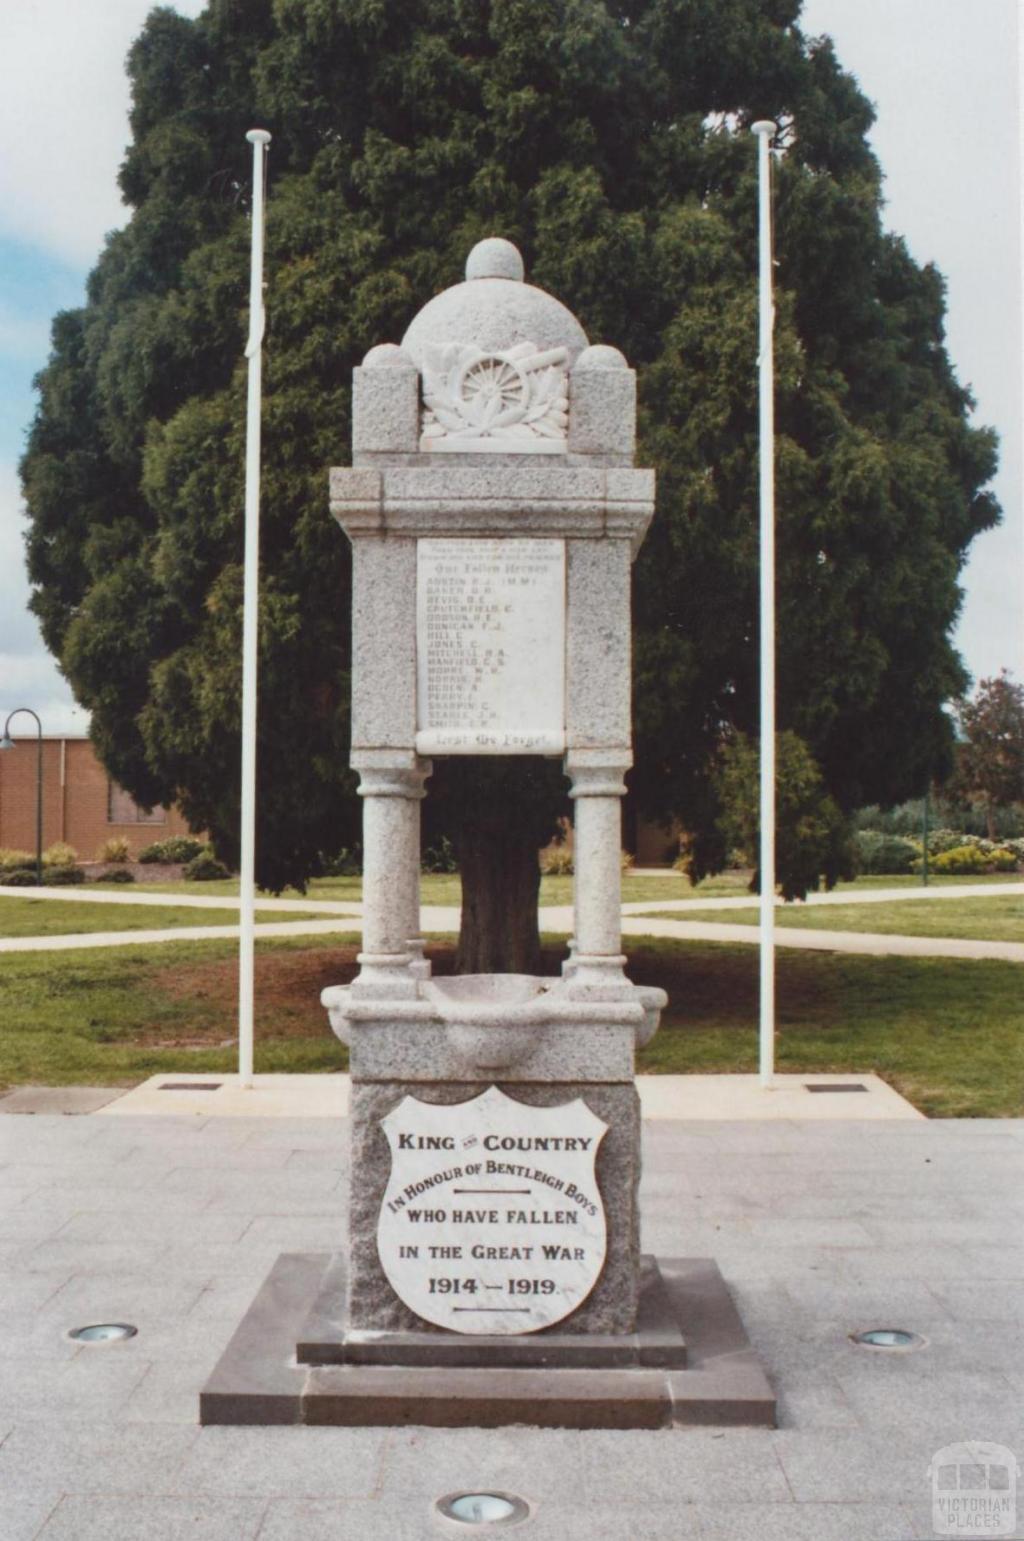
[401,239,589,368]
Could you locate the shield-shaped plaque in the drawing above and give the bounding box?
[377,1084,608,1334]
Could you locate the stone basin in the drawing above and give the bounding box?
[425,974,551,1008]
[421,974,554,1071]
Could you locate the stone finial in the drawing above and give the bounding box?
[362,343,414,367]
[465,237,525,283]
[574,344,629,372]
[353,345,420,456]
[568,343,636,458]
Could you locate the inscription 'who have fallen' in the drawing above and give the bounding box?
[377,1087,608,1334]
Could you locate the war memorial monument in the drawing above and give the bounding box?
[202,238,774,1429]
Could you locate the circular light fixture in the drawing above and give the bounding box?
[851,1328,926,1351]
[435,1491,531,1528]
[69,1323,138,1343]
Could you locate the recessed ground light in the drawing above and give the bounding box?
[851,1328,926,1350]
[69,1323,138,1343]
[435,1492,531,1528]
[159,1083,222,1091]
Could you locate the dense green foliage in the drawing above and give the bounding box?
[21,0,999,896]
[710,729,853,896]
[854,798,1024,841]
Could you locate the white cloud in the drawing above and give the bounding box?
[0,0,206,267]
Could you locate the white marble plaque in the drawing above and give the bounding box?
[416,539,565,755]
[377,1085,607,1335]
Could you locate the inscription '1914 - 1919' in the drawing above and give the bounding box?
[377,1085,607,1334]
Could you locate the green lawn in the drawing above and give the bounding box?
[647,893,1024,943]
[0,931,1020,1117]
[635,940,1024,1119]
[0,934,360,1084]
[0,897,307,938]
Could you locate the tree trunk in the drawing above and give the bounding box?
[455,817,543,975]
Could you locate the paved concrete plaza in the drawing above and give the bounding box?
[0,1109,1019,1538]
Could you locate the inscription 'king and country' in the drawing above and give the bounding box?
[377,1086,608,1334]
[415,538,566,755]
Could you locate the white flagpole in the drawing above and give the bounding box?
[238,127,271,1090]
[752,119,777,1090]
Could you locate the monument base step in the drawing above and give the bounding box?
[200,1252,776,1429]
[297,1253,687,1369]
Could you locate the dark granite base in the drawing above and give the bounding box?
[200,1253,775,1429]
[297,1253,686,1369]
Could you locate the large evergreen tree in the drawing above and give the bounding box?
[22,0,998,960]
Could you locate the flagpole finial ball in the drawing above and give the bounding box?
[246,129,272,146]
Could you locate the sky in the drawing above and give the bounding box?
[0,0,1020,739]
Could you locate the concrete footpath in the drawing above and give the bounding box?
[0,1109,1017,1539]
[44,1070,917,1122]
[1,882,1021,962]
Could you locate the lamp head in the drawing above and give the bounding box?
[0,734,14,751]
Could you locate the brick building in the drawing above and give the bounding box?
[0,735,194,861]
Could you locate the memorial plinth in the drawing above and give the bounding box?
[201,237,774,1428]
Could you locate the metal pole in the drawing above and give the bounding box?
[238,128,271,1090]
[752,120,777,1090]
[922,784,930,888]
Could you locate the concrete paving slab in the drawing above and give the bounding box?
[0,1421,199,1493]
[0,1086,125,1115]
[0,1113,1018,1541]
[34,1494,268,1541]
[695,1501,921,1541]
[99,1074,351,1119]
[177,1424,388,1497]
[97,1070,922,1120]
[0,1489,62,1541]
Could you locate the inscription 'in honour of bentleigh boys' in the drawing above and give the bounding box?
[376,1085,608,1334]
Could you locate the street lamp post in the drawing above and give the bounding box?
[0,709,44,886]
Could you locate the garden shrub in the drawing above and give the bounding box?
[137,835,207,864]
[421,838,457,875]
[45,865,85,885]
[42,841,78,868]
[0,849,33,872]
[541,845,573,876]
[184,852,231,881]
[0,869,38,886]
[921,845,990,875]
[96,867,136,883]
[924,828,967,855]
[854,831,920,875]
[97,836,132,864]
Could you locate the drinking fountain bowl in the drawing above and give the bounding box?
[423,975,554,1071]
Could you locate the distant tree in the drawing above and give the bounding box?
[710,730,854,899]
[951,673,1024,838]
[21,0,1000,968]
